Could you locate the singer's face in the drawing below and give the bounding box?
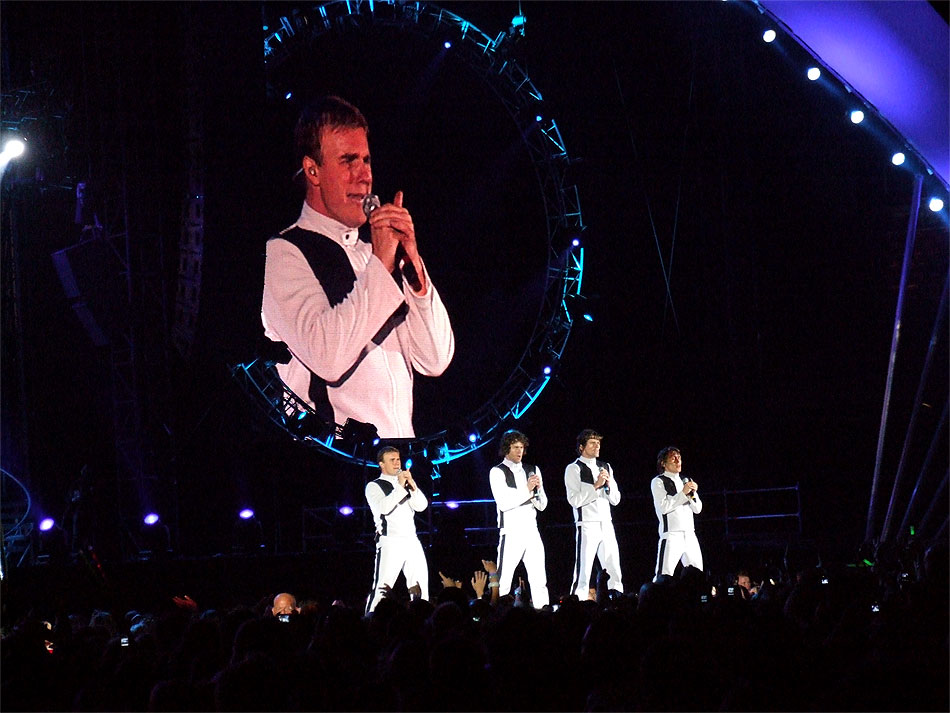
[379,451,402,475]
[506,441,525,463]
[663,450,682,473]
[310,127,373,228]
[580,438,601,459]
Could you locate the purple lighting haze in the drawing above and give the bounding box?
[446,501,460,510]
[763,1,949,184]
[143,513,160,525]
[39,518,54,531]
[339,505,354,516]
[239,508,255,520]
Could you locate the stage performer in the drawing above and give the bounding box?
[261,95,454,438]
[651,446,703,581]
[565,429,623,598]
[365,446,429,613]
[489,430,550,608]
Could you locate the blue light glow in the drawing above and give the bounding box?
[572,238,580,247]
[239,508,255,520]
[339,505,354,516]
[807,67,821,81]
[446,501,460,509]
[543,366,552,375]
[39,518,54,532]
[143,513,160,526]
[762,29,776,43]
[468,433,478,443]
[405,458,413,469]
[535,115,543,122]
[929,197,945,212]
[583,313,593,322]
[285,92,293,100]
[891,152,906,166]
[444,41,452,49]
[849,110,865,124]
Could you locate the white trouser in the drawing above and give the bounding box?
[654,530,703,580]
[571,520,623,598]
[366,535,428,613]
[496,525,549,608]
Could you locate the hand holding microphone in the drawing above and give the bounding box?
[397,469,415,492]
[596,466,611,495]
[683,476,698,500]
[363,192,424,292]
[527,473,541,499]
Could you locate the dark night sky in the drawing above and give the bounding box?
[2,2,946,578]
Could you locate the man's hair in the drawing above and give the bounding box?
[656,446,680,474]
[377,446,400,464]
[499,430,529,457]
[576,429,602,454]
[295,95,369,166]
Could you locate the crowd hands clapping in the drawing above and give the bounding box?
[3,541,947,712]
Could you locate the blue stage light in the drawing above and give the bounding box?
[405,458,413,469]
[572,238,580,247]
[929,197,945,212]
[239,508,255,520]
[446,501,460,510]
[850,110,865,124]
[39,518,55,532]
[339,505,354,516]
[891,152,906,166]
[543,366,552,375]
[807,67,821,81]
[285,91,293,100]
[762,29,776,43]
[583,313,593,322]
[468,433,478,443]
[444,41,452,49]
[535,115,543,122]
[143,513,160,526]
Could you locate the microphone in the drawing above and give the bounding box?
[362,193,381,217]
[683,476,696,501]
[600,464,610,496]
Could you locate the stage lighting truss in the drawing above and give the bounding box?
[234,1,585,467]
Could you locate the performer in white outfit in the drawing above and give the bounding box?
[261,96,454,438]
[651,446,703,581]
[365,446,429,612]
[489,430,549,608]
[564,429,623,598]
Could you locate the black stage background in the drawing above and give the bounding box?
[1,2,946,614]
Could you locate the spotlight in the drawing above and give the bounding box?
[338,505,354,516]
[2,138,26,159]
[233,510,264,554]
[891,152,906,166]
[535,115,543,122]
[849,110,865,124]
[542,366,552,375]
[285,91,293,100]
[468,433,478,443]
[444,40,452,49]
[405,458,413,469]
[806,67,821,81]
[446,501,460,510]
[929,197,945,212]
[762,29,776,43]
[39,517,55,532]
[572,238,580,247]
[583,313,594,322]
[143,512,160,526]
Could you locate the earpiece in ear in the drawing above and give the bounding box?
[309,168,317,176]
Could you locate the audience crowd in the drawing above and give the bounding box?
[2,540,946,712]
